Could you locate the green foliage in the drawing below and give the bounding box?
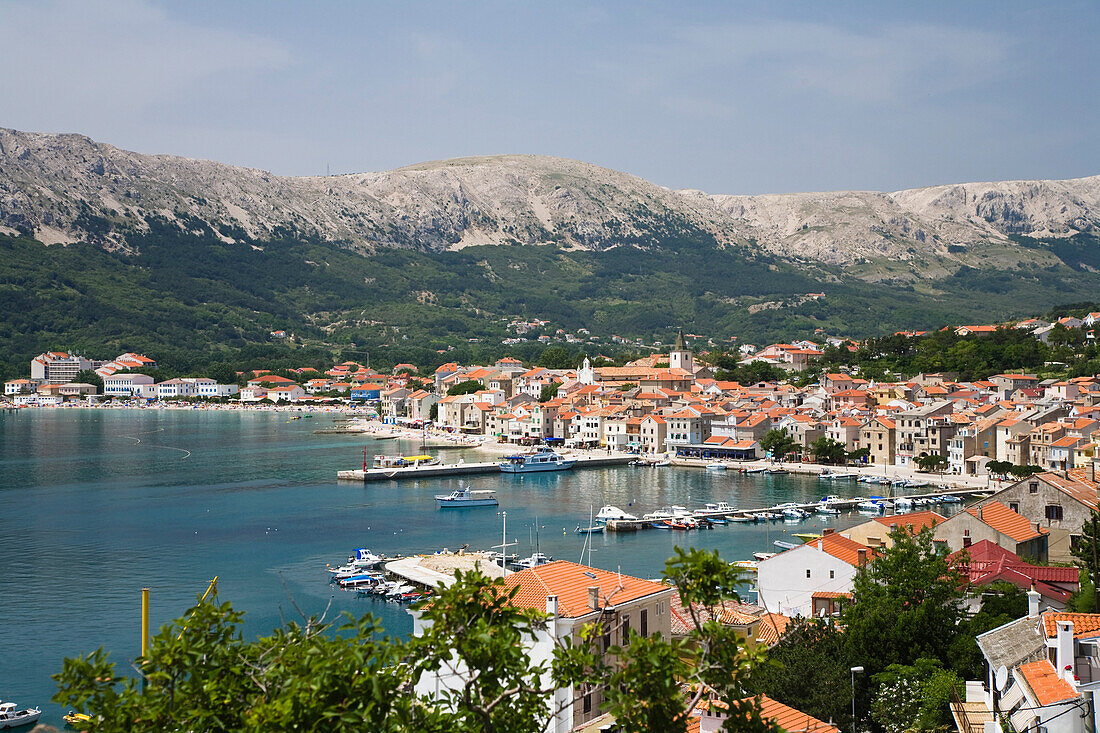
[869,658,960,733]
[1072,514,1100,612]
[810,436,848,465]
[747,619,854,730]
[950,583,1029,679]
[847,447,870,463]
[537,346,577,369]
[72,370,103,389]
[539,382,561,403]
[759,429,798,461]
[914,454,948,473]
[447,379,484,396]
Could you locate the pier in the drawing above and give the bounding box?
[337,454,634,482]
[603,486,992,532]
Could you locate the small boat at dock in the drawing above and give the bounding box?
[514,552,553,569]
[499,446,576,473]
[596,505,638,523]
[576,524,604,534]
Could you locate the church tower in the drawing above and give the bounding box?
[669,329,693,372]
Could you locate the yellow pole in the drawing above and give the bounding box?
[141,587,150,657]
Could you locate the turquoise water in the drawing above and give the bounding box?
[1,409,879,725]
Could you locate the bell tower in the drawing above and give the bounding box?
[669,329,693,372]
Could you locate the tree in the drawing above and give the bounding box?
[1008,464,1044,478]
[54,552,777,733]
[537,346,574,369]
[73,369,103,390]
[1073,512,1100,612]
[447,379,483,396]
[846,447,870,464]
[842,527,966,679]
[759,429,799,462]
[538,382,561,403]
[869,659,960,733]
[986,460,1013,479]
[747,619,854,729]
[810,436,847,465]
[914,453,948,473]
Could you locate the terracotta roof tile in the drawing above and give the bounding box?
[1017,659,1079,706]
[967,501,1046,543]
[503,561,669,619]
[1041,612,1100,639]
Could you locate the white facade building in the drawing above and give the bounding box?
[755,532,870,617]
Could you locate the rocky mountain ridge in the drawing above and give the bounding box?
[1,127,1097,268]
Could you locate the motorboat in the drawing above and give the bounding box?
[499,446,577,473]
[752,551,777,561]
[750,511,782,521]
[729,515,755,523]
[642,509,675,522]
[743,467,767,474]
[63,711,93,728]
[0,702,41,730]
[794,532,822,543]
[782,507,809,520]
[857,501,886,514]
[817,503,841,515]
[857,475,881,484]
[576,524,604,534]
[730,560,758,573]
[435,486,498,508]
[893,497,914,511]
[941,494,962,503]
[374,454,439,469]
[514,552,552,569]
[338,572,385,589]
[596,506,637,523]
[706,462,727,471]
[821,495,842,504]
[651,458,671,467]
[774,540,799,550]
[765,468,790,475]
[386,583,415,598]
[328,549,385,578]
[828,472,859,480]
[704,502,735,514]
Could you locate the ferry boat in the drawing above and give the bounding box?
[436,486,499,508]
[499,446,577,473]
[0,702,41,730]
[374,454,439,469]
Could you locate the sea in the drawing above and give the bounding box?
[0,409,914,726]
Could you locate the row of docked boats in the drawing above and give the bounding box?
[707,464,789,474]
[855,493,962,514]
[629,457,671,467]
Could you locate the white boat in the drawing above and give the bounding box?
[941,494,962,503]
[704,502,735,514]
[743,467,767,474]
[642,509,675,521]
[499,446,577,473]
[0,702,41,730]
[828,472,859,480]
[651,458,671,467]
[575,524,604,534]
[817,504,841,515]
[514,552,552,569]
[857,501,886,513]
[752,551,777,561]
[435,486,498,508]
[706,462,727,471]
[374,454,439,468]
[337,572,384,589]
[328,548,385,578]
[782,508,809,520]
[386,583,415,598]
[596,505,637,523]
[893,497,914,510]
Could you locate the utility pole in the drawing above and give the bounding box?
[1093,515,1098,611]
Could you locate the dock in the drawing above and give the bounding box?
[603,486,992,532]
[337,454,634,482]
[384,552,507,589]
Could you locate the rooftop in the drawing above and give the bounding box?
[502,560,670,619]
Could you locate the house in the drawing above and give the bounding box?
[949,540,1079,611]
[982,471,1099,563]
[239,386,269,402]
[58,382,98,398]
[932,501,1049,562]
[755,531,873,617]
[860,417,897,466]
[692,695,839,733]
[103,373,155,397]
[4,379,38,395]
[268,385,305,402]
[156,379,198,399]
[410,561,673,733]
[841,511,946,549]
[407,390,438,422]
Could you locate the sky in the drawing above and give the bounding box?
[1,1,1097,194]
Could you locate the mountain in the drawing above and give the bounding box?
[2,128,1098,272]
[1,127,1099,379]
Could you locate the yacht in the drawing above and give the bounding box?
[337,572,385,589]
[817,503,841,515]
[595,505,637,523]
[328,549,385,578]
[0,702,41,730]
[435,486,498,508]
[514,552,553,569]
[782,507,809,520]
[499,446,577,473]
[704,502,735,514]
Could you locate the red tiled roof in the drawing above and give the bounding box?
[503,561,669,619]
[811,591,852,599]
[803,533,875,566]
[1041,612,1100,639]
[697,695,839,733]
[1017,659,1079,706]
[967,501,1046,543]
[872,511,946,533]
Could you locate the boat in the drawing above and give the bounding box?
[857,500,886,514]
[782,508,809,520]
[373,454,439,469]
[515,552,553,569]
[706,462,727,471]
[704,502,735,514]
[828,472,859,480]
[743,467,767,474]
[750,511,782,521]
[499,446,577,473]
[774,540,799,550]
[642,509,676,522]
[794,532,823,543]
[941,495,962,503]
[0,702,41,730]
[386,583,415,598]
[338,572,385,589]
[893,497,914,511]
[63,711,93,728]
[817,504,841,515]
[729,515,755,523]
[328,548,386,578]
[575,524,604,534]
[857,476,881,484]
[651,459,671,467]
[596,505,638,523]
[730,560,758,572]
[766,468,790,475]
[435,486,498,508]
[752,551,777,561]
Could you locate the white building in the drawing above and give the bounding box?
[755,532,871,617]
[30,352,94,385]
[268,385,305,402]
[103,373,155,397]
[4,379,37,395]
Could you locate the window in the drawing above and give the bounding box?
[1009,503,1020,514]
[1071,535,1083,551]
[621,614,631,646]
[963,537,972,548]
[963,529,970,537]
[602,623,610,652]
[806,569,812,578]
[830,570,835,579]
[640,609,648,637]
[1029,482,1039,494]
[1045,505,1064,521]
[583,685,592,714]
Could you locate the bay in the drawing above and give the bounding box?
[1,409,895,725]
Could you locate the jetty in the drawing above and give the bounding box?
[337,454,634,482]
[603,486,991,532]
[384,551,507,589]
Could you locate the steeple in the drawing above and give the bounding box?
[674,329,686,351]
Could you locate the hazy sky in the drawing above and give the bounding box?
[1,1,1097,193]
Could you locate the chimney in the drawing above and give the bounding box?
[977,506,983,521]
[857,548,868,566]
[1056,621,1075,682]
[1027,587,1041,618]
[1090,457,1098,484]
[547,595,558,618]
[588,586,600,611]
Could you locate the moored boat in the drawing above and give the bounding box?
[576,524,605,534]
[514,552,552,569]
[499,446,577,473]
[596,505,637,523]
[0,702,41,730]
[435,486,498,508]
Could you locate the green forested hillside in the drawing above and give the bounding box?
[2,223,1100,380]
